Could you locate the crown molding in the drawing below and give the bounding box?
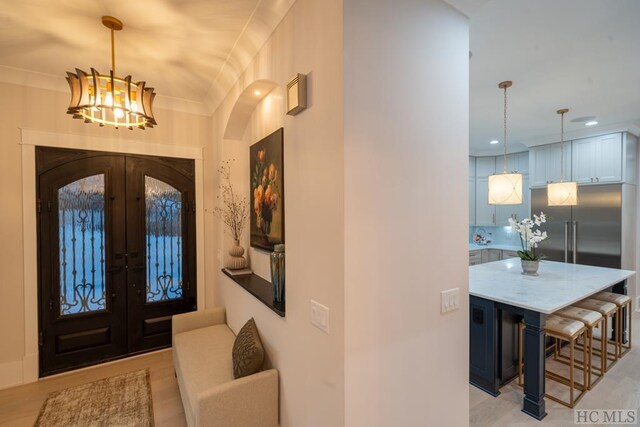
[521,120,640,148]
[470,120,640,156]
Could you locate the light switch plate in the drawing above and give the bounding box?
[441,288,460,313]
[310,300,330,334]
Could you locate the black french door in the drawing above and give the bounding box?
[37,147,196,376]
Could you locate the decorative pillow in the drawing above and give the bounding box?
[232,318,265,379]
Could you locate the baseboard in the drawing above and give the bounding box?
[23,352,38,383]
[0,359,23,391]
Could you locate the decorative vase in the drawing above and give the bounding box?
[270,244,285,303]
[521,260,539,276]
[225,240,248,270]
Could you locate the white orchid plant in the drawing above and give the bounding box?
[508,212,548,261]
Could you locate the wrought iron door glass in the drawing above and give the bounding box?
[58,174,106,316]
[145,176,183,302]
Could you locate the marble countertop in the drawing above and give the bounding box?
[469,258,635,314]
[469,243,521,252]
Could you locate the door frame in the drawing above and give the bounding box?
[20,128,206,383]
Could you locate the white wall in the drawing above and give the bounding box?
[0,2,473,425]
[205,0,345,426]
[0,82,210,388]
[343,1,470,426]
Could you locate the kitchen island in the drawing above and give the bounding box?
[469,259,635,420]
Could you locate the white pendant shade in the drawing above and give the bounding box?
[488,173,523,205]
[547,181,578,206]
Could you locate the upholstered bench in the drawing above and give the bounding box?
[172,307,279,427]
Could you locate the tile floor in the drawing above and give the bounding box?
[470,316,640,426]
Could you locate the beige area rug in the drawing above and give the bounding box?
[35,369,154,427]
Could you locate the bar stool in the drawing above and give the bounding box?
[592,291,632,358]
[555,306,604,389]
[574,298,619,371]
[518,315,588,408]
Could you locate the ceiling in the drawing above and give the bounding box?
[2,0,639,140]
[469,0,640,155]
[0,0,295,115]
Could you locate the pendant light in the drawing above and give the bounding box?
[488,81,523,205]
[65,16,157,130]
[547,109,578,206]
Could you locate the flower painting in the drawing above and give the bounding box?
[250,128,284,251]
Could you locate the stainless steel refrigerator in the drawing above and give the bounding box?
[531,184,622,269]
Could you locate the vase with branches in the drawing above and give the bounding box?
[214,159,249,270]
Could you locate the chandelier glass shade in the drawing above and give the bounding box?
[547,181,578,206]
[488,80,523,205]
[547,108,577,206]
[65,16,156,130]
[488,173,523,205]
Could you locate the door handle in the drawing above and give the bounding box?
[132,283,142,296]
[572,221,578,264]
[564,220,569,263]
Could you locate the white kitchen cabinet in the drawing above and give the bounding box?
[469,157,476,225]
[487,249,502,262]
[502,250,520,259]
[475,157,496,226]
[471,152,530,226]
[480,249,502,263]
[515,174,530,221]
[500,152,529,174]
[476,156,496,177]
[475,177,495,225]
[469,177,476,225]
[571,134,622,184]
[529,142,571,188]
[469,248,520,265]
[594,134,623,182]
[514,152,529,174]
[469,250,482,266]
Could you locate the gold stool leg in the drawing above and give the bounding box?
[620,301,632,357]
[569,339,575,406]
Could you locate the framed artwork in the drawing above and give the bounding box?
[250,128,284,251]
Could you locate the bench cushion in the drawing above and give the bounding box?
[545,315,585,338]
[556,306,602,327]
[174,324,236,421]
[593,291,631,306]
[574,298,617,316]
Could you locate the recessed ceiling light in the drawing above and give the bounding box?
[489,140,499,145]
[585,121,598,126]
[254,90,261,96]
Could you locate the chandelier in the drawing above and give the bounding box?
[65,16,157,130]
[488,81,523,205]
[547,109,578,206]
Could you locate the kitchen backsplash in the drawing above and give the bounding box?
[469,225,522,246]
